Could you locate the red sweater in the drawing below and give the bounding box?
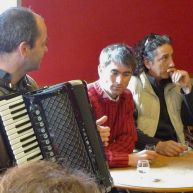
[87,81,137,168]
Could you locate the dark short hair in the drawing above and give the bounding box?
[0,7,40,53]
[99,43,136,71]
[133,33,172,75]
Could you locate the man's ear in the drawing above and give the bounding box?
[18,41,31,57]
[144,58,151,70]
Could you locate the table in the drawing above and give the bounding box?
[110,150,193,192]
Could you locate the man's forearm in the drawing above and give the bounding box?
[135,128,159,150]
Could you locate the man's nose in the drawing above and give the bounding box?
[169,58,175,67]
[116,75,123,84]
[45,46,48,52]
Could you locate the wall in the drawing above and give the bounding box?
[22,0,193,86]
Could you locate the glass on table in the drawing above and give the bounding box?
[180,141,192,156]
[137,159,150,175]
[183,141,190,152]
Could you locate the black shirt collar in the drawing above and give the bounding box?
[0,69,29,91]
[0,70,11,81]
[0,69,15,90]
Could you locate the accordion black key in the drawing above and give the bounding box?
[0,80,113,192]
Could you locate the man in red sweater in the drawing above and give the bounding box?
[88,43,157,168]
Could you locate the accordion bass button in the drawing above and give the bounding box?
[34,110,41,115]
[35,121,44,127]
[44,139,51,145]
[37,116,42,121]
[41,144,52,152]
[40,128,46,133]
[43,133,48,139]
[47,145,52,151]
[43,151,55,159]
[49,152,54,156]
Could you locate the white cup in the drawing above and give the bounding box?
[137,160,150,174]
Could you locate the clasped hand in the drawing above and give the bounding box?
[167,68,192,94]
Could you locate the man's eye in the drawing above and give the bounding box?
[160,55,168,61]
[124,72,132,76]
[111,71,119,75]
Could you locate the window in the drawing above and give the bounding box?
[0,0,20,14]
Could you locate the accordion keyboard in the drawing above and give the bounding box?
[0,95,43,164]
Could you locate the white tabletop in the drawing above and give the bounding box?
[110,150,193,192]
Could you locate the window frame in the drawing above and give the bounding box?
[0,0,21,14]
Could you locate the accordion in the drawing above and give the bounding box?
[0,80,113,192]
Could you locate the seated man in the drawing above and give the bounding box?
[87,43,157,168]
[128,33,193,156]
[0,160,100,193]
